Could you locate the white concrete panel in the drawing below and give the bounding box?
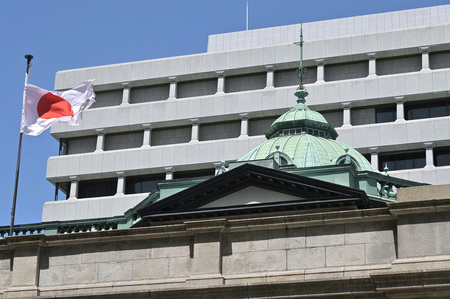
[377,31,392,52]
[130,62,145,81]
[178,56,191,75]
[392,75,406,96]
[250,48,264,66]
[378,76,393,99]
[436,167,450,185]
[419,72,433,95]
[201,54,215,73]
[99,197,113,218]
[190,54,203,74]
[75,200,89,220]
[87,198,101,219]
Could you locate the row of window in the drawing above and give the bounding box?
[63,97,450,155]
[62,118,278,155]
[92,51,450,109]
[63,169,215,199]
[337,97,450,128]
[63,147,450,199]
[271,128,330,139]
[362,147,450,172]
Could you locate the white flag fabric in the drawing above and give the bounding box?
[21,80,95,136]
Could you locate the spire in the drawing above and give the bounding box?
[299,23,304,90]
[294,23,309,104]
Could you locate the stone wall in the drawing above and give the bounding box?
[2,195,450,298]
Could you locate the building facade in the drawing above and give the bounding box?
[44,4,450,223]
[2,4,450,299]
[2,184,450,298]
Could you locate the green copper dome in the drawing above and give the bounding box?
[239,133,374,171]
[264,89,338,140]
[239,88,374,172]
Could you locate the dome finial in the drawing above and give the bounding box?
[294,23,308,104]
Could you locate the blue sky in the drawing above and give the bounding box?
[1,0,449,226]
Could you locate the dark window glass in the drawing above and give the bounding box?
[405,99,450,120]
[125,174,165,194]
[56,182,71,200]
[378,151,425,171]
[434,147,450,167]
[411,103,429,119]
[429,102,448,118]
[375,106,396,123]
[173,169,215,179]
[78,179,117,198]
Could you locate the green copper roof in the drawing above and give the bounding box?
[241,88,373,172]
[264,89,338,139]
[239,133,374,171]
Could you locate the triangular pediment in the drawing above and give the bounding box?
[200,186,305,209]
[137,163,369,223]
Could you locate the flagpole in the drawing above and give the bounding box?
[10,54,33,236]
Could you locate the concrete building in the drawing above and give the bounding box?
[2,4,450,298]
[43,4,450,223]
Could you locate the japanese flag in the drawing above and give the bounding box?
[20,79,95,136]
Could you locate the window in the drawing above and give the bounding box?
[378,151,425,171]
[173,169,215,179]
[351,105,396,126]
[274,67,317,87]
[130,84,169,103]
[375,106,396,123]
[91,90,122,108]
[322,110,343,128]
[104,131,144,151]
[56,182,71,200]
[66,136,97,155]
[125,174,165,194]
[434,147,450,167]
[151,126,191,146]
[405,99,450,120]
[78,179,117,198]
[324,61,368,82]
[199,121,240,141]
[177,78,217,98]
[248,117,278,136]
[430,51,450,70]
[225,73,266,93]
[272,127,329,138]
[377,55,421,76]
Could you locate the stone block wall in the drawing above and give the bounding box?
[222,221,396,278]
[3,195,450,298]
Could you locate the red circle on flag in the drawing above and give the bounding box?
[37,92,74,119]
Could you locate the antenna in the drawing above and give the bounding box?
[299,23,304,90]
[246,0,249,31]
[293,23,309,103]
